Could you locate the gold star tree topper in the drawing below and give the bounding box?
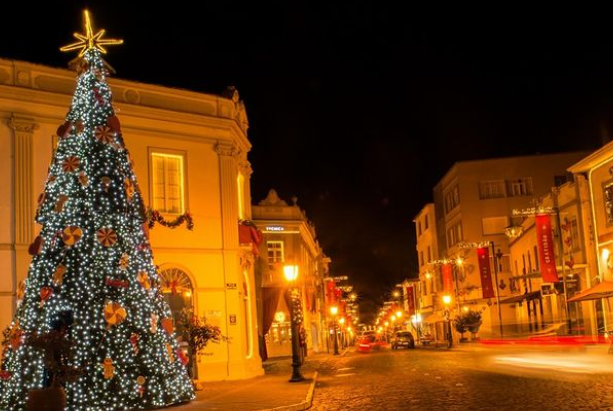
[60,10,123,56]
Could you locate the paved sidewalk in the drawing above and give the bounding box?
[168,352,334,411]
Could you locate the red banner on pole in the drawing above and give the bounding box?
[326,280,336,304]
[405,286,415,316]
[477,247,495,299]
[536,214,559,283]
[442,263,454,294]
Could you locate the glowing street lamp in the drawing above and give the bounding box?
[442,294,453,348]
[330,305,340,355]
[283,264,304,382]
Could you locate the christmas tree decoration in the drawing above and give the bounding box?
[53,265,66,286]
[28,236,43,255]
[54,194,69,212]
[0,10,193,411]
[101,358,115,379]
[161,318,174,335]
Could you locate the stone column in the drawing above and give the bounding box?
[8,116,38,246]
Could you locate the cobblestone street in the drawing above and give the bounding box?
[305,345,613,411]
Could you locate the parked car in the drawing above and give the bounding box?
[391,331,415,349]
[357,332,385,353]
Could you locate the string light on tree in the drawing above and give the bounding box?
[0,10,194,411]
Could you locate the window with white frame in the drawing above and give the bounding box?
[445,185,460,214]
[507,178,533,197]
[151,152,185,214]
[267,241,284,264]
[479,180,506,199]
[447,222,463,247]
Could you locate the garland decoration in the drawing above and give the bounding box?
[146,208,194,230]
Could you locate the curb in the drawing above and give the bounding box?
[261,371,318,411]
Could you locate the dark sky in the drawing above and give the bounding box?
[2,3,610,319]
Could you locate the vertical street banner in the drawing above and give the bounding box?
[405,285,416,316]
[477,247,495,299]
[536,214,559,283]
[326,280,336,304]
[442,263,454,294]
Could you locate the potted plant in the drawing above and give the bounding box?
[452,316,469,342]
[464,310,483,341]
[176,309,228,387]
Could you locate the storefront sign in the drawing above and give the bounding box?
[536,215,559,283]
[266,226,284,231]
[477,247,495,299]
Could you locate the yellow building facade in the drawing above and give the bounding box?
[0,58,263,381]
[251,190,328,359]
[421,153,589,337]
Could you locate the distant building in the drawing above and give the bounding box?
[0,57,262,381]
[415,152,590,338]
[251,190,329,359]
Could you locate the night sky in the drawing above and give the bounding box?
[2,3,610,320]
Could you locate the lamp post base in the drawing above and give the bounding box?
[289,363,305,382]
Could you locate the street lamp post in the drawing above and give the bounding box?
[330,305,340,355]
[283,265,304,382]
[442,294,453,348]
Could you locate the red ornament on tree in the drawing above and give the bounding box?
[28,236,43,256]
[107,115,121,132]
[56,121,72,138]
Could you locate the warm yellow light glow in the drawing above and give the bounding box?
[393,291,400,298]
[283,265,299,282]
[274,311,286,323]
[339,317,346,325]
[330,306,338,316]
[456,257,463,266]
[462,306,469,312]
[384,321,389,327]
[391,315,396,322]
[60,10,124,56]
[183,290,192,298]
[425,272,432,280]
[377,327,383,332]
[347,326,352,332]
[602,248,610,266]
[411,313,422,324]
[396,310,402,318]
[443,295,452,305]
[350,293,357,301]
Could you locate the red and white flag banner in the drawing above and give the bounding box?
[477,247,495,299]
[442,263,454,294]
[405,285,415,316]
[536,214,559,283]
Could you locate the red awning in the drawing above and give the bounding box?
[567,281,613,303]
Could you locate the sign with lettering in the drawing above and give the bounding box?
[536,215,559,283]
[266,226,285,231]
[229,314,237,325]
[477,247,495,299]
[226,283,237,289]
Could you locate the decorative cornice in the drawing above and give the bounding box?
[214,141,241,157]
[7,116,39,133]
[238,160,253,176]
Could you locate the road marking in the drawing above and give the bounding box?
[335,373,356,377]
[337,367,354,371]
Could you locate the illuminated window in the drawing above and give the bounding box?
[507,178,533,197]
[267,241,284,263]
[151,152,185,214]
[237,172,245,220]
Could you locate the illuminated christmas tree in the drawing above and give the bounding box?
[0,11,194,411]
